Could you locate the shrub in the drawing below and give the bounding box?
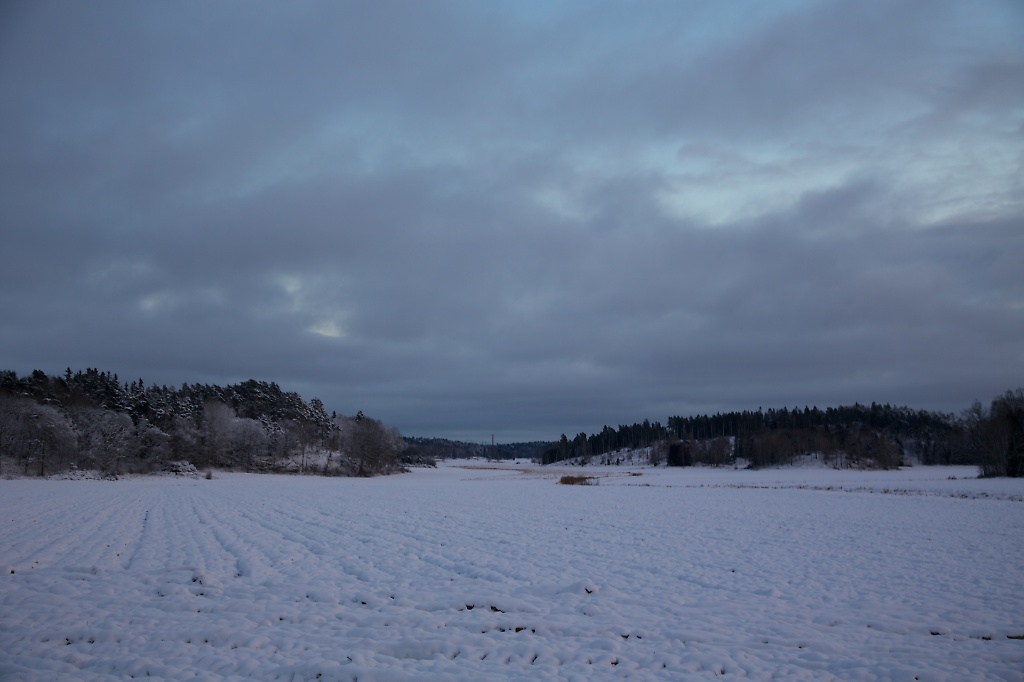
[559,475,596,485]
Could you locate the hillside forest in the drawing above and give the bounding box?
[1,369,1021,478]
[535,390,1022,477]
[0,369,405,478]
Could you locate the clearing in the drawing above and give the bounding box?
[1,462,1022,680]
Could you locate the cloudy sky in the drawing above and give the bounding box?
[2,1,1022,442]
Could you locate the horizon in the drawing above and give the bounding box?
[4,364,1007,445]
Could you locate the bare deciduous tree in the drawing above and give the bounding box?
[343,413,403,476]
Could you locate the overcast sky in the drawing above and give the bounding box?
[2,1,1022,442]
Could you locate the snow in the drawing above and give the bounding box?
[1,462,1022,680]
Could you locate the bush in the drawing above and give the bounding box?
[559,475,596,485]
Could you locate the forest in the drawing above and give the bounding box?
[541,390,1023,477]
[0,368,406,478]
[2,368,1021,478]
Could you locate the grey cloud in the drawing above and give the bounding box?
[2,1,1022,441]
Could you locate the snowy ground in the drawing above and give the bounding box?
[1,462,1022,681]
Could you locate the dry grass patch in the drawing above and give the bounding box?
[559,475,597,486]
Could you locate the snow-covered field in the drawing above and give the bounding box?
[1,462,1022,681]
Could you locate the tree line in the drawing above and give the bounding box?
[543,389,1023,476]
[4,368,1019,478]
[402,437,550,463]
[0,368,406,478]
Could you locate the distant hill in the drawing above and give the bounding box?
[542,392,1022,476]
[403,437,551,462]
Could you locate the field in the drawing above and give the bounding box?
[1,462,1022,680]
